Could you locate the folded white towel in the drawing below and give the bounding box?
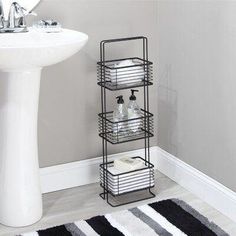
[114,157,144,172]
[109,59,145,85]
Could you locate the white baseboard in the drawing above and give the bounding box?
[40,146,236,222]
[155,146,236,223]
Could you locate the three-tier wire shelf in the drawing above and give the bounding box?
[97,36,155,207]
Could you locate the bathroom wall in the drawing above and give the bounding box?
[31,0,158,167]
[157,1,236,191]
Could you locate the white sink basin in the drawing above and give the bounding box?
[0,28,88,227]
[0,28,88,69]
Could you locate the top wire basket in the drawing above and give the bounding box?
[97,57,153,91]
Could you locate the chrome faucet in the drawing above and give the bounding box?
[8,2,26,30]
[0,1,36,33]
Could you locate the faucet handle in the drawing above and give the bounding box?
[28,10,37,16]
[21,7,37,17]
[14,4,37,18]
[19,6,37,17]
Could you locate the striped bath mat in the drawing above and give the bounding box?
[20,199,229,236]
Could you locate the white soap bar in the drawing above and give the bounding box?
[114,157,143,172]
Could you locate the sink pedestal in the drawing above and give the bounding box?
[0,69,42,227]
[0,28,88,227]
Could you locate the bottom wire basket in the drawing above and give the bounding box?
[100,156,154,196]
[100,156,155,207]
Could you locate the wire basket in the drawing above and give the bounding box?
[97,57,153,91]
[100,156,154,196]
[98,109,154,144]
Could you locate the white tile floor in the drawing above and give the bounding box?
[0,171,236,236]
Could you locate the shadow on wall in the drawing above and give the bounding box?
[158,64,178,156]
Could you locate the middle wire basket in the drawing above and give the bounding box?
[98,109,154,144]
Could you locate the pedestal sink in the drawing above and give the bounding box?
[0,28,88,227]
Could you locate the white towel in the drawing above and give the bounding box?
[109,59,145,85]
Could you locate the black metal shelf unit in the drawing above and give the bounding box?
[98,36,155,207]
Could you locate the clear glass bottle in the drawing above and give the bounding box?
[113,96,128,134]
[127,90,142,133]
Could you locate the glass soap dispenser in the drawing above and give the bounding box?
[127,89,142,132]
[113,95,128,133]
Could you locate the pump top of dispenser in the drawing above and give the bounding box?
[129,90,139,101]
[116,95,125,104]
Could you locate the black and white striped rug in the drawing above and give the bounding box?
[20,199,229,236]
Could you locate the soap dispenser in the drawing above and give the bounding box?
[113,95,128,133]
[127,90,142,132]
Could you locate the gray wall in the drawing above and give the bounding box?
[157,1,236,191]
[33,0,158,167]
